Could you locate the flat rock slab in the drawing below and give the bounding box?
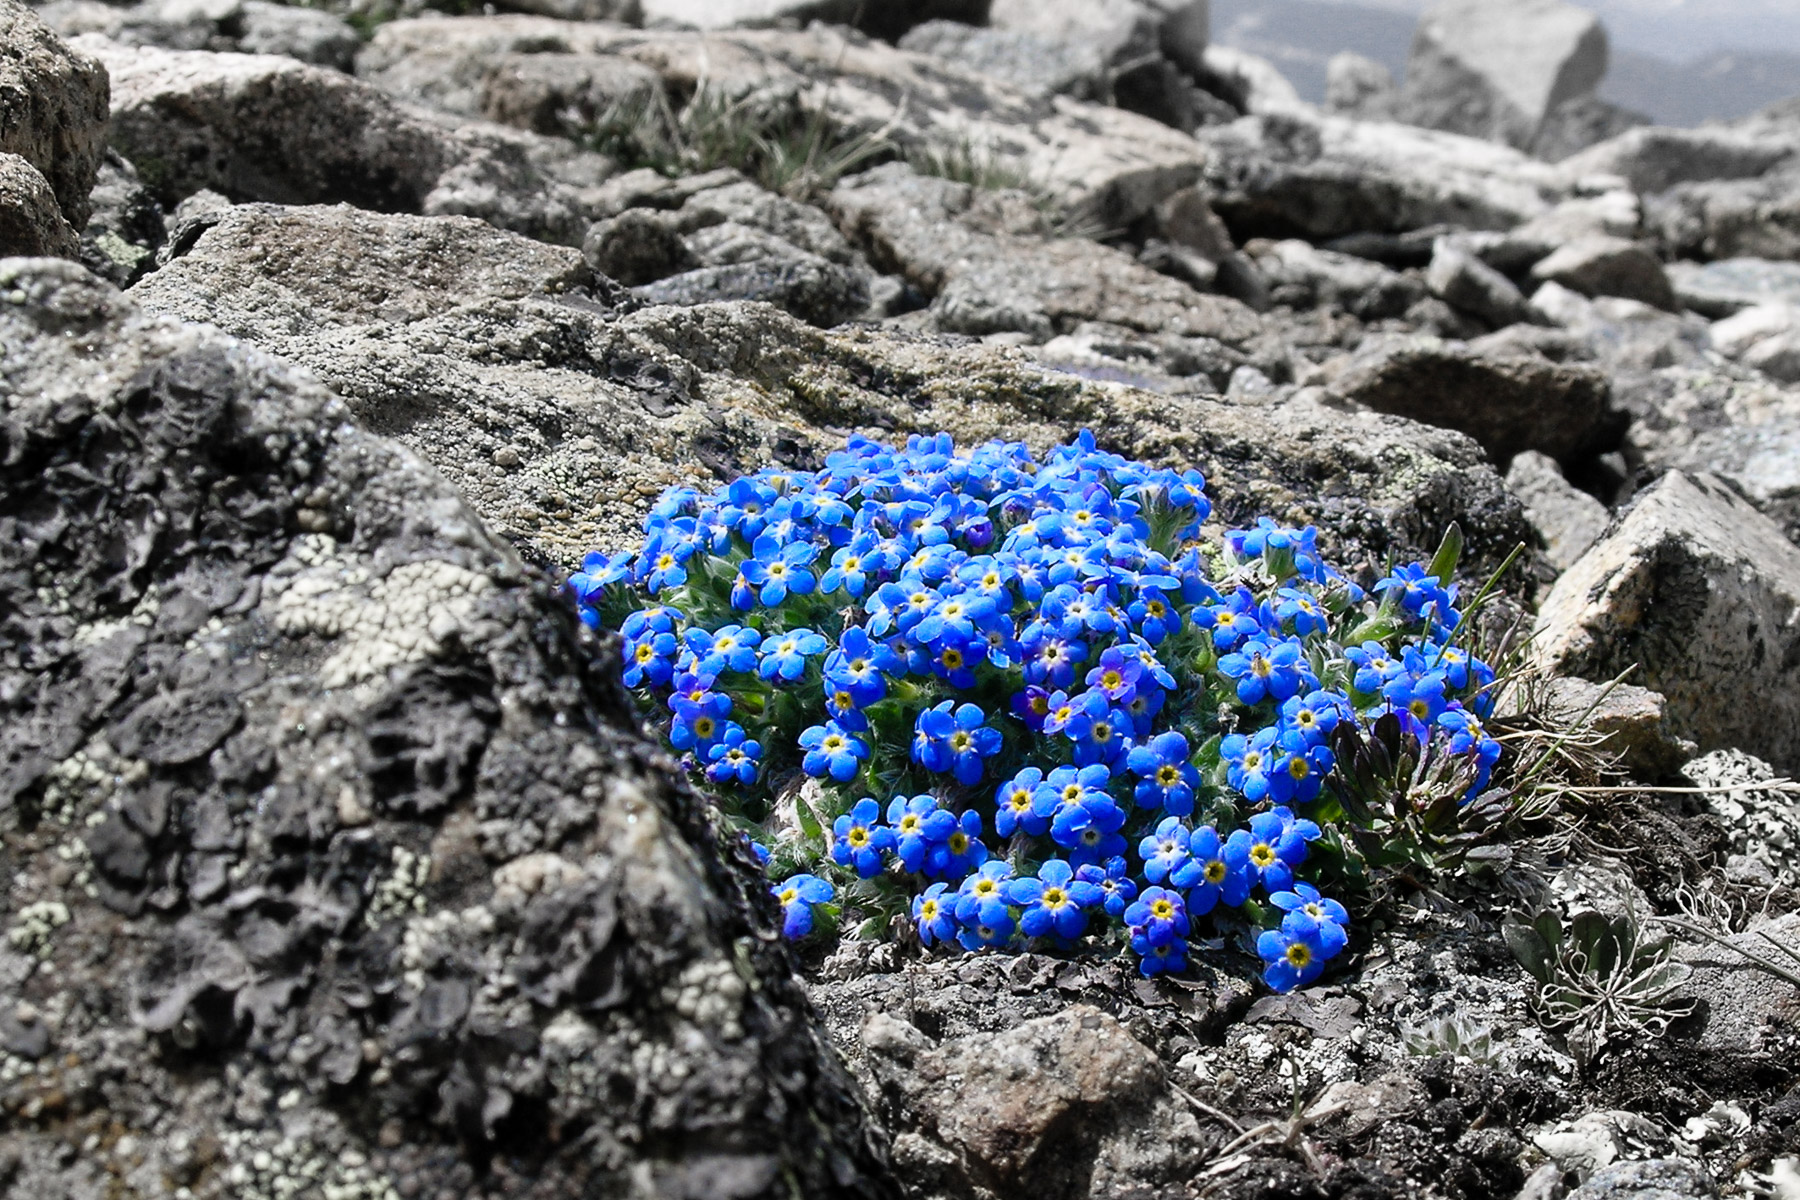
[0,257,890,1200]
[1323,336,1620,465]
[1667,257,1800,319]
[127,201,1530,582]
[0,0,109,228]
[79,34,612,245]
[1536,471,1800,774]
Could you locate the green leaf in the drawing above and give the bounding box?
[1427,523,1464,586]
[1505,921,1554,983]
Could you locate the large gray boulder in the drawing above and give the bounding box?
[1396,0,1608,152]
[1667,257,1800,319]
[1536,471,1800,774]
[0,256,893,1200]
[0,152,79,256]
[78,34,613,246]
[1322,336,1620,465]
[1649,167,1800,264]
[0,0,109,229]
[127,201,1530,580]
[1557,124,1797,197]
[1529,235,1676,311]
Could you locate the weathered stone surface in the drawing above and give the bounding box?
[1427,238,1531,328]
[1558,124,1798,197]
[0,152,79,257]
[238,1,360,70]
[639,0,984,41]
[128,202,1530,582]
[1200,110,1568,241]
[1324,52,1396,120]
[39,0,359,68]
[0,0,109,229]
[1477,190,1642,275]
[75,148,164,286]
[0,256,893,1200]
[1536,471,1800,773]
[1667,257,1800,319]
[357,16,1209,229]
[1566,1158,1718,1200]
[1709,302,1800,383]
[831,162,1262,343]
[1530,94,1648,164]
[79,35,613,245]
[862,1006,1207,1198]
[1617,364,1800,544]
[1685,748,1800,887]
[1249,236,1425,321]
[1396,0,1608,151]
[1527,281,1711,374]
[1324,336,1619,465]
[1530,235,1676,311]
[1539,677,1694,781]
[1649,168,1800,264]
[1505,449,1608,572]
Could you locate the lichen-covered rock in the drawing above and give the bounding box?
[76,34,614,245]
[0,0,109,229]
[127,201,1533,583]
[74,149,165,286]
[1667,257,1800,319]
[1558,125,1797,198]
[1535,471,1800,774]
[1323,335,1621,465]
[0,256,893,1200]
[0,151,79,256]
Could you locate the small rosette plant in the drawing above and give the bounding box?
[574,432,1506,992]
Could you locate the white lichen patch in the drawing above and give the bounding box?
[216,1128,399,1200]
[366,847,432,929]
[663,959,747,1041]
[268,535,493,689]
[7,901,71,959]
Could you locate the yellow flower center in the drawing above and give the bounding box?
[1285,943,1312,968]
[948,832,969,854]
[1009,790,1032,811]
[1251,843,1276,867]
[778,888,798,905]
[1151,899,1175,920]
[1287,758,1311,780]
[1043,887,1067,907]
[1204,860,1226,884]
[848,827,869,847]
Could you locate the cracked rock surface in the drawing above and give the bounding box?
[0,257,892,1200]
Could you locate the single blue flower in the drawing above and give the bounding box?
[1170,825,1252,914]
[1227,806,1320,893]
[925,808,988,880]
[799,721,869,783]
[831,798,896,878]
[1084,645,1143,704]
[1218,637,1314,707]
[1074,857,1139,918]
[1005,859,1103,940]
[738,534,819,606]
[685,624,761,676]
[912,882,958,947]
[995,767,1053,838]
[1131,928,1189,977]
[1257,909,1345,992]
[1126,730,1199,816]
[704,725,762,786]
[1124,885,1190,948]
[1139,816,1194,885]
[622,629,678,689]
[759,627,827,683]
[911,701,1003,786]
[823,627,899,706]
[772,873,833,940]
[888,794,956,874]
[953,860,1016,927]
[1268,882,1350,930]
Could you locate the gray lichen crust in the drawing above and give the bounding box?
[0,257,893,1200]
